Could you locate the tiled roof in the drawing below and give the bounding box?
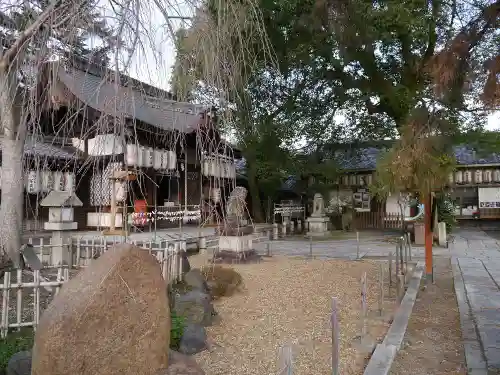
[56,63,205,133]
[0,138,82,160]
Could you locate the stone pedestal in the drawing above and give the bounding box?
[306,216,330,237]
[216,235,259,263]
[49,231,73,266]
[414,222,425,246]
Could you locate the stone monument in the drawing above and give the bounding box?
[306,193,331,237]
[215,186,257,262]
[31,244,171,375]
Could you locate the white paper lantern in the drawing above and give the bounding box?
[342,175,349,186]
[484,169,492,183]
[52,172,64,191]
[211,188,221,203]
[463,170,472,184]
[137,146,145,167]
[114,181,126,202]
[153,149,163,170]
[474,170,483,184]
[161,150,169,169]
[126,144,138,166]
[365,173,373,185]
[494,169,500,182]
[202,156,209,176]
[209,158,217,177]
[26,170,41,194]
[41,171,54,192]
[168,151,177,170]
[349,174,357,186]
[145,147,154,167]
[64,172,75,192]
[448,173,454,185]
[221,160,228,178]
[455,170,463,184]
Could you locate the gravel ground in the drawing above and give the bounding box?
[194,256,394,375]
[389,257,466,375]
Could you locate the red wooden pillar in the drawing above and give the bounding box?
[424,193,433,282]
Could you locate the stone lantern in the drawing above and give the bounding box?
[40,191,83,265]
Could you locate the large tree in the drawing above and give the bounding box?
[0,0,121,266]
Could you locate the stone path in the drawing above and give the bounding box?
[450,229,500,374]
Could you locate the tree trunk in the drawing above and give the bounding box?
[246,163,264,223]
[0,69,25,268]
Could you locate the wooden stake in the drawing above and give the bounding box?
[331,297,339,375]
[361,272,367,343]
[388,252,392,287]
[424,193,433,282]
[379,263,384,316]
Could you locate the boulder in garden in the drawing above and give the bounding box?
[31,243,171,375]
[174,290,215,327]
[183,269,209,293]
[156,350,205,375]
[6,350,32,375]
[179,323,208,355]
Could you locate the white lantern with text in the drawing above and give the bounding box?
[26,171,41,194]
[161,150,169,169]
[484,169,492,183]
[474,170,483,184]
[137,146,145,167]
[494,170,500,182]
[463,170,472,184]
[114,181,126,202]
[126,144,138,166]
[153,149,163,170]
[53,172,64,191]
[168,151,177,170]
[202,156,210,176]
[64,172,75,192]
[41,171,54,192]
[455,170,463,184]
[145,147,154,167]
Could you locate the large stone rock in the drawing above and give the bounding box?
[158,350,205,375]
[179,323,208,355]
[173,290,215,327]
[31,244,171,375]
[6,351,32,375]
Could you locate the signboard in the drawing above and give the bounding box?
[478,187,500,208]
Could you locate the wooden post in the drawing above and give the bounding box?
[356,231,360,259]
[331,297,339,375]
[424,193,433,282]
[388,252,392,287]
[309,236,313,258]
[361,272,367,343]
[379,263,384,316]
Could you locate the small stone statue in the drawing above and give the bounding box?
[216,186,253,236]
[311,193,325,217]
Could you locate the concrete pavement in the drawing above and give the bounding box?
[451,229,500,373]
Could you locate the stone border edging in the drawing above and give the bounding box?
[363,261,424,375]
[451,257,488,375]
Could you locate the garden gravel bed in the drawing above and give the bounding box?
[194,256,393,375]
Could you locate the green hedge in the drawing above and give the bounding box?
[0,330,34,375]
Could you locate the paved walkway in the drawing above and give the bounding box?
[450,229,500,374]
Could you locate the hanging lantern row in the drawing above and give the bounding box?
[339,173,373,187]
[18,170,76,195]
[126,144,177,170]
[450,169,500,185]
[202,155,236,179]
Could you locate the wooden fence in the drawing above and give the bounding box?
[0,240,185,337]
[352,212,404,230]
